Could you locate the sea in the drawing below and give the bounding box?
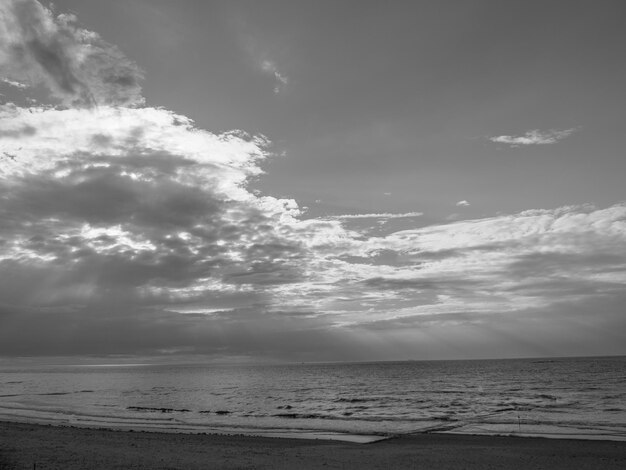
[1,356,625,443]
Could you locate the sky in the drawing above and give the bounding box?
[0,0,625,362]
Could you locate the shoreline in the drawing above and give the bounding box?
[1,409,625,443]
[0,414,387,444]
[3,409,625,444]
[1,420,625,469]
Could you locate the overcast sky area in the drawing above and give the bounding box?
[1,0,625,362]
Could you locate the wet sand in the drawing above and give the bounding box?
[1,421,625,469]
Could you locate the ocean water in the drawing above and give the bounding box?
[1,356,625,442]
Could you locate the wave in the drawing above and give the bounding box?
[36,391,94,396]
[0,390,96,397]
[127,406,190,413]
[2,400,624,442]
[334,398,372,403]
[274,413,323,419]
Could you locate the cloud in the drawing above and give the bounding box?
[261,60,288,94]
[1,104,625,358]
[326,211,423,220]
[0,122,35,138]
[0,105,309,316]
[0,0,143,107]
[489,128,577,146]
[0,77,28,88]
[232,16,289,96]
[1,101,625,358]
[456,200,470,207]
[0,1,625,360]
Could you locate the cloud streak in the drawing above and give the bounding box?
[261,60,288,94]
[326,211,424,220]
[489,128,577,146]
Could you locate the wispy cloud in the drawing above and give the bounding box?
[232,15,289,96]
[0,77,28,89]
[489,128,577,146]
[326,211,423,220]
[456,200,470,207]
[261,60,288,94]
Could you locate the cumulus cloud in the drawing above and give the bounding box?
[0,106,304,300]
[0,0,143,107]
[489,128,577,146]
[455,200,470,207]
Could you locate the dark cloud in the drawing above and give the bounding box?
[0,172,301,304]
[0,105,313,348]
[0,158,225,236]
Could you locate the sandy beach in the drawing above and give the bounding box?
[0,421,624,469]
